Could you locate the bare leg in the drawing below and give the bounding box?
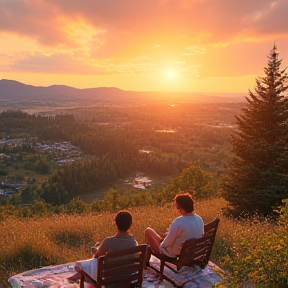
[145,227,163,255]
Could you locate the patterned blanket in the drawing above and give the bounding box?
[149,260,224,287]
[8,257,223,288]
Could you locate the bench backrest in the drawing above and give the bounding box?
[176,217,220,270]
[97,244,148,287]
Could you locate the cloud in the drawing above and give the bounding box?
[251,0,288,36]
[1,0,287,81]
[7,50,203,80]
[2,0,287,51]
[0,0,73,46]
[10,52,108,74]
[8,51,159,76]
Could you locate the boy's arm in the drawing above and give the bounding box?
[93,239,108,258]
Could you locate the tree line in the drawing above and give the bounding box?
[0,165,217,219]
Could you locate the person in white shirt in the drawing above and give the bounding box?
[145,192,204,258]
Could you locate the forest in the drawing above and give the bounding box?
[0,103,238,208]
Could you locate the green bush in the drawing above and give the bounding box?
[279,198,288,224]
[219,217,288,288]
[158,165,218,202]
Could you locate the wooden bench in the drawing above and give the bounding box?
[150,218,220,282]
[79,244,148,288]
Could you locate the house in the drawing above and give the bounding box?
[134,177,152,187]
[133,184,146,190]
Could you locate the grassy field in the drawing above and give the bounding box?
[1,197,287,288]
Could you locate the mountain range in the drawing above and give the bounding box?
[0,79,245,103]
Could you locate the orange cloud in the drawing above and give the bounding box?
[0,0,288,92]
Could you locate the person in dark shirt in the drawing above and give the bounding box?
[72,211,137,282]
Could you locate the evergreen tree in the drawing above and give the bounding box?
[221,44,288,216]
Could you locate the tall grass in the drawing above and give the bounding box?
[1,197,287,287]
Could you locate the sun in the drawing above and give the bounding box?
[166,69,177,80]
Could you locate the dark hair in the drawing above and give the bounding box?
[115,211,133,231]
[174,193,194,213]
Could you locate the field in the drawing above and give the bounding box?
[1,197,287,288]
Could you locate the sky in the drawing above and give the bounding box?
[0,0,288,93]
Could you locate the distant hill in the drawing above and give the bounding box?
[0,79,246,103]
[0,79,127,101]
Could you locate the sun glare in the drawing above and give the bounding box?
[166,69,177,80]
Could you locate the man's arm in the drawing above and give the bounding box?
[160,222,178,249]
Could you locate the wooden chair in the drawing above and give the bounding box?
[79,244,148,288]
[150,218,220,281]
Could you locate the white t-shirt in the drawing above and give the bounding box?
[160,213,204,257]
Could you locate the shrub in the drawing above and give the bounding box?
[219,217,288,288]
[278,198,288,224]
[158,165,218,202]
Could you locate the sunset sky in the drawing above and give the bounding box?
[1,0,288,93]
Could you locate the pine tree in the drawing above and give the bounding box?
[221,44,288,216]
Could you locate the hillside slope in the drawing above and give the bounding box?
[0,79,245,103]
